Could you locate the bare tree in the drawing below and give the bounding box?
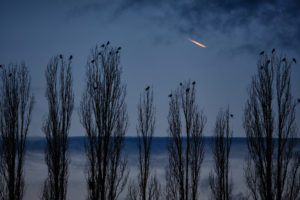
[165,81,206,200]
[209,108,233,200]
[0,63,34,200]
[41,55,74,200]
[244,52,300,200]
[80,43,128,200]
[127,87,161,200]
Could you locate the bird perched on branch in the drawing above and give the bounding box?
[179,82,182,86]
[260,51,264,55]
[186,88,190,93]
[8,73,12,77]
[69,55,73,60]
[98,52,101,55]
[168,94,172,98]
[106,41,110,46]
[91,59,95,63]
[298,98,300,103]
[272,48,275,54]
[0,64,2,69]
[230,114,234,118]
[145,86,150,91]
[282,58,286,62]
[59,54,63,59]
[266,60,270,64]
[192,81,196,85]
[101,44,105,48]
[293,58,296,63]
[118,47,121,50]
[260,66,264,70]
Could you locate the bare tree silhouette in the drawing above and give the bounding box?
[80,43,128,200]
[165,81,206,200]
[41,55,74,200]
[0,63,34,200]
[127,87,161,200]
[244,52,300,200]
[209,108,233,200]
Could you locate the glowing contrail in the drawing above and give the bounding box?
[188,38,207,48]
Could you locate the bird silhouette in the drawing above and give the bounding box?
[59,54,63,59]
[260,51,264,55]
[8,73,12,77]
[192,81,196,85]
[93,86,97,90]
[186,88,190,93]
[293,58,296,63]
[282,58,286,62]
[91,59,95,63]
[272,48,275,54]
[109,51,112,55]
[298,98,300,103]
[230,114,234,118]
[118,47,121,50]
[101,44,105,48]
[168,94,172,98]
[266,60,270,64]
[0,65,2,69]
[69,55,73,60]
[98,52,101,55]
[260,66,264,70]
[145,86,150,91]
[106,41,110,46]
[179,82,183,86]
[116,50,119,54]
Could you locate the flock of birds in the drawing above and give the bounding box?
[90,41,122,64]
[141,49,300,118]
[144,82,235,118]
[0,47,299,105]
[258,49,299,103]
[165,81,196,98]
[259,49,297,64]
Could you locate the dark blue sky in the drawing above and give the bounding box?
[0,0,299,137]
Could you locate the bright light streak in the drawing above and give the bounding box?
[188,38,207,48]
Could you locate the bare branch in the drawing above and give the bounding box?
[165,81,206,200]
[209,107,233,200]
[127,87,161,200]
[0,63,34,200]
[80,43,128,200]
[41,55,74,200]
[243,52,299,200]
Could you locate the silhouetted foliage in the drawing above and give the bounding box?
[165,81,206,200]
[41,55,74,200]
[0,63,34,200]
[244,52,300,200]
[127,87,161,200]
[80,43,128,200]
[209,108,233,200]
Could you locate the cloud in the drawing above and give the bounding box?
[114,0,300,53]
[64,0,300,54]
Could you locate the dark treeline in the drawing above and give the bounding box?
[0,43,299,200]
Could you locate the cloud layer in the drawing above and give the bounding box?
[77,0,300,53]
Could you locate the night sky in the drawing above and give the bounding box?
[1,0,299,137]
